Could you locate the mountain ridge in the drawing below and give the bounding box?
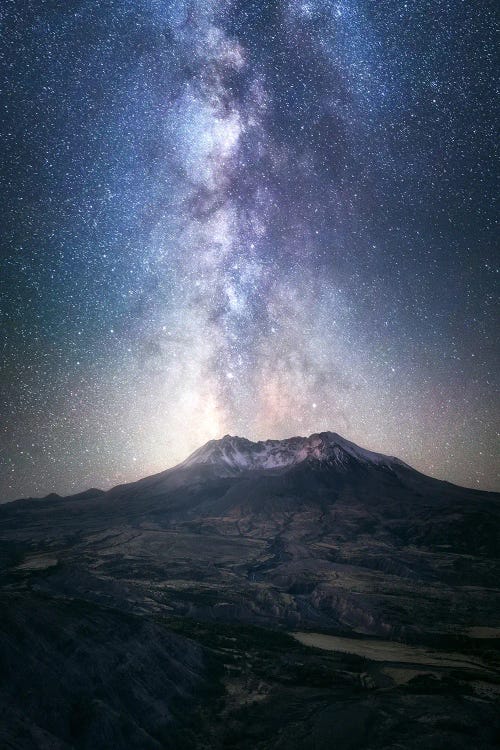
[180,431,411,475]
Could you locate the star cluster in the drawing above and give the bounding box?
[1,0,498,500]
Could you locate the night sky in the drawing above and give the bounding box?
[1,0,498,501]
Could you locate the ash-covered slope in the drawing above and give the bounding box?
[0,592,209,750]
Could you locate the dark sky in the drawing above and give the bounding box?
[1,0,498,501]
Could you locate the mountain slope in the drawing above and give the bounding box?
[0,592,210,750]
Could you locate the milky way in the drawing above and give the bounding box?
[1,0,498,500]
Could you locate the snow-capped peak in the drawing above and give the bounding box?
[180,432,405,474]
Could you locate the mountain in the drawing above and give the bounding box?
[180,431,409,472]
[2,431,499,633]
[1,431,499,749]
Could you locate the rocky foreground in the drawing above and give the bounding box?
[1,432,499,748]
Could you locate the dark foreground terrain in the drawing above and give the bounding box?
[1,433,499,748]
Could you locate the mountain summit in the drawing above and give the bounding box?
[181,431,407,474]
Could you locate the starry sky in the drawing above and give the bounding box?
[1,0,498,501]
